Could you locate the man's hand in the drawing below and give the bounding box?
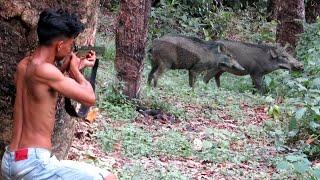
[68,53,81,79]
[79,50,96,70]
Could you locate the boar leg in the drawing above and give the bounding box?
[152,65,166,87]
[203,69,215,84]
[214,71,223,88]
[148,65,158,86]
[250,74,264,94]
[189,70,197,87]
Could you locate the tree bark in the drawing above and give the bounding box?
[266,0,277,22]
[115,0,151,99]
[276,0,305,53]
[0,0,99,160]
[306,0,320,23]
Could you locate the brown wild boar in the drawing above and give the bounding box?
[147,35,244,87]
[204,40,304,93]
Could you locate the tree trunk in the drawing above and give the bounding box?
[115,0,151,99]
[0,0,99,160]
[266,0,277,22]
[306,0,320,23]
[276,0,305,53]
[151,0,160,7]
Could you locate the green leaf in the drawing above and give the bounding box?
[288,118,298,131]
[293,161,311,174]
[276,160,291,171]
[264,76,272,87]
[295,108,307,120]
[285,155,302,162]
[312,168,320,179]
[310,121,320,130]
[268,105,280,118]
[311,106,320,115]
[288,129,299,137]
[310,78,320,89]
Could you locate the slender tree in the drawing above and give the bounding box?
[115,0,152,99]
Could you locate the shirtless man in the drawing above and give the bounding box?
[0,9,117,180]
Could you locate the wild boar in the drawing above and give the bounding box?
[147,35,244,87]
[204,40,304,93]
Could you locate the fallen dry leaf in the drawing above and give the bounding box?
[86,108,99,123]
[306,136,316,145]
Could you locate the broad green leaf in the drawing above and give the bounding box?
[311,106,320,115]
[276,160,291,171]
[295,108,307,120]
[293,161,311,174]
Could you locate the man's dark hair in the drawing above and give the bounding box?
[37,9,85,45]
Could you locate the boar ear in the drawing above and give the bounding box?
[217,44,226,53]
[270,49,278,59]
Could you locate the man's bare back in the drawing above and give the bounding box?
[10,44,98,150]
[10,56,59,151]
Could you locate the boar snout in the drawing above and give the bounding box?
[279,62,304,72]
[292,62,304,71]
[232,62,245,71]
[218,58,245,71]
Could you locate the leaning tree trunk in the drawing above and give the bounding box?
[0,0,99,160]
[306,0,320,23]
[115,0,151,99]
[276,0,305,53]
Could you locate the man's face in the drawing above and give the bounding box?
[55,38,75,61]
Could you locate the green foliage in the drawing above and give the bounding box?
[97,126,119,152]
[275,153,320,179]
[98,125,153,158]
[156,131,192,157]
[95,34,116,61]
[267,105,281,119]
[120,163,187,180]
[149,1,275,43]
[103,40,116,61]
[141,86,187,119]
[98,84,138,121]
[121,125,153,157]
[264,20,320,159]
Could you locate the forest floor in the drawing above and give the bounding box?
[67,56,290,179]
[66,10,294,180]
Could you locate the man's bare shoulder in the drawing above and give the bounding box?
[14,58,29,84]
[34,63,64,82]
[16,58,29,72]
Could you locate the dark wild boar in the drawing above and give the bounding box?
[147,35,244,87]
[204,40,304,93]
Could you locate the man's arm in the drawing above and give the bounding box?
[60,51,96,72]
[35,62,95,106]
[59,55,72,73]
